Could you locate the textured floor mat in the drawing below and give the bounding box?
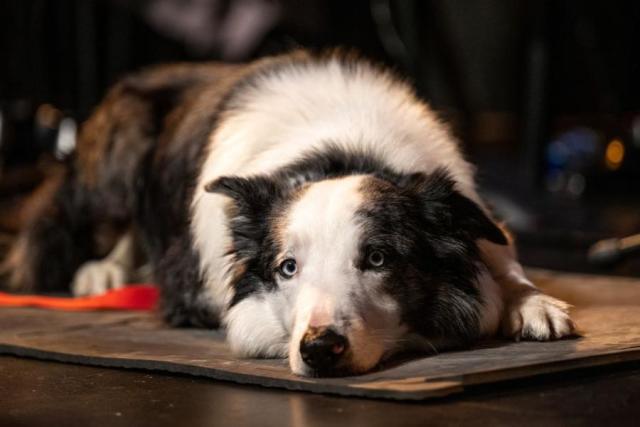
[1,269,639,400]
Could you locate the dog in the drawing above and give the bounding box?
[2,50,575,376]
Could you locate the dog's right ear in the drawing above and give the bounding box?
[206,175,276,201]
[205,176,281,256]
[205,175,281,216]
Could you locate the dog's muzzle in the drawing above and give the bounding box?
[299,327,348,371]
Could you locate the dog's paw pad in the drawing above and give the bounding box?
[72,260,127,296]
[503,292,575,341]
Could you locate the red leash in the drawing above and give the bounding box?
[0,285,159,311]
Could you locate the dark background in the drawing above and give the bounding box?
[1,0,639,275]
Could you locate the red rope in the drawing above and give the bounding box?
[0,286,159,311]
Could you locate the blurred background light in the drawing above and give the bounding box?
[605,138,625,170]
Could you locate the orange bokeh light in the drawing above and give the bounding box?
[605,139,624,170]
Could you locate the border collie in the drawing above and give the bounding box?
[2,50,574,376]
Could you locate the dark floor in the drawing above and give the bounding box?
[2,356,640,427]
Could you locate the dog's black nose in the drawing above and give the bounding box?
[299,328,348,371]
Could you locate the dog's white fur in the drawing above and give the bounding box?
[72,232,152,297]
[72,232,134,296]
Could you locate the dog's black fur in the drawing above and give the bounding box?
[358,170,505,344]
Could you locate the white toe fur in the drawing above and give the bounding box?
[479,240,576,341]
[503,291,575,340]
[72,231,135,297]
[72,260,127,296]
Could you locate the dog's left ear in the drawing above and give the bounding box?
[404,168,507,245]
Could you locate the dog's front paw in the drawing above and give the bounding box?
[72,260,128,296]
[503,291,575,341]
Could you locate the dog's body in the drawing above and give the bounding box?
[3,51,574,376]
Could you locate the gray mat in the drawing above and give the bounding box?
[1,269,640,400]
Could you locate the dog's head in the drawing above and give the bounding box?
[206,164,506,377]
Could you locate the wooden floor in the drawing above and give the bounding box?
[2,355,640,427]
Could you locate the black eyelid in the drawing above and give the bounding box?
[365,244,385,254]
[366,245,393,259]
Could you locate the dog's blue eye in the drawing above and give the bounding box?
[279,258,297,278]
[367,250,385,268]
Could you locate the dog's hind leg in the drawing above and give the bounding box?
[71,230,136,296]
[478,238,576,341]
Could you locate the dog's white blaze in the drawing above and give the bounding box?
[282,177,372,373]
[285,176,364,271]
[191,58,482,315]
